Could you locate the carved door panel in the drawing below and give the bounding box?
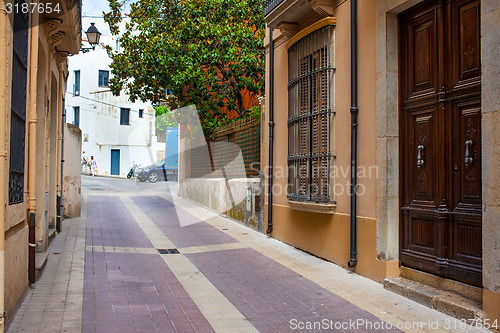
[448,0,482,285]
[399,0,482,286]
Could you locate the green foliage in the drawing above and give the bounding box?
[104,0,265,136]
[249,105,261,119]
[154,105,179,139]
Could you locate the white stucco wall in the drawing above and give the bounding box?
[63,123,82,218]
[65,35,164,176]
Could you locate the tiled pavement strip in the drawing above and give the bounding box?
[7,186,490,333]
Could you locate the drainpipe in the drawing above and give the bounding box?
[56,67,64,233]
[0,1,8,328]
[348,0,358,268]
[59,103,65,233]
[27,8,40,283]
[0,0,12,326]
[266,27,275,234]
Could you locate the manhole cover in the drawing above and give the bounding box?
[157,248,180,254]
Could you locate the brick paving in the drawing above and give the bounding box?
[7,177,490,333]
[86,195,154,248]
[82,252,213,333]
[132,195,238,248]
[186,248,401,333]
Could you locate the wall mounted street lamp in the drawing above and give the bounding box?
[80,23,101,53]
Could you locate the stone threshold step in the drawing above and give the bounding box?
[384,276,484,321]
[47,227,56,241]
[34,227,58,282]
[35,251,49,271]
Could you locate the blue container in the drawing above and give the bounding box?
[164,127,179,171]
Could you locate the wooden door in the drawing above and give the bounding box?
[399,0,482,286]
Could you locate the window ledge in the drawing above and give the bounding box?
[287,200,336,214]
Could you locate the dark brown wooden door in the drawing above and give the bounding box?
[399,0,482,286]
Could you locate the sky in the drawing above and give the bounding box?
[81,0,113,37]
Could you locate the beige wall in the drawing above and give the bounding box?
[480,0,500,324]
[4,227,28,320]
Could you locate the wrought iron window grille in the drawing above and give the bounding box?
[9,0,29,205]
[287,25,335,204]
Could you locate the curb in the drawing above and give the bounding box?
[82,173,129,180]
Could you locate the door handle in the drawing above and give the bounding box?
[417,145,424,168]
[464,140,473,167]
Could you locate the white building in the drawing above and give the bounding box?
[66,35,164,176]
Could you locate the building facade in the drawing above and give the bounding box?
[0,0,82,327]
[66,36,164,177]
[264,0,499,323]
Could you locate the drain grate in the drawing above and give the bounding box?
[157,248,180,255]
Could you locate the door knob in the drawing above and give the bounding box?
[417,145,424,168]
[464,140,473,167]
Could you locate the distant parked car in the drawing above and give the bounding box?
[137,159,177,183]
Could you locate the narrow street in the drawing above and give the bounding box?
[7,176,488,333]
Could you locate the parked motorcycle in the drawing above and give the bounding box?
[127,163,139,179]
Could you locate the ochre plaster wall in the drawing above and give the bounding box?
[269,204,399,283]
[4,226,28,323]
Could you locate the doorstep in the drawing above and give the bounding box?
[34,251,49,282]
[384,276,484,321]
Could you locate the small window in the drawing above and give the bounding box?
[74,70,80,96]
[73,106,80,127]
[120,108,130,125]
[98,70,109,87]
[139,109,144,118]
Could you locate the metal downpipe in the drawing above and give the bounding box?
[0,1,9,328]
[58,103,65,233]
[27,9,40,284]
[348,0,358,268]
[266,28,275,234]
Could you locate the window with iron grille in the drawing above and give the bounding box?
[98,70,109,87]
[9,0,29,205]
[287,25,335,203]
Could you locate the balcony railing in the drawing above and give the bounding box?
[265,0,285,16]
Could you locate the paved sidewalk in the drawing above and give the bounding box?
[6,179,491,332]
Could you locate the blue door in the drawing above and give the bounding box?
[111,149,120,175]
